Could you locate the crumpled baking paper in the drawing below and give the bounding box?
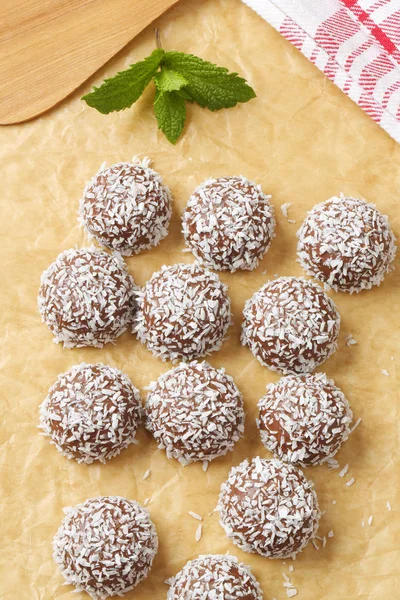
[0,0,399,598]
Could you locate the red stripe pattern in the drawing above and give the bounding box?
[342,0,400,62]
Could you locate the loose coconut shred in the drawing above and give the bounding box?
[297,195,397,293]
[79,157,172,256]
[242,276,340,375]
[39,363,142,464]
[257,373,353,467]
[38,247,137,348]
[182,176,275,272]
[145,361,245,465]
[53,496,158,600]
[135,263,231,362]
[166,554,263,599]
[218,457,321,559]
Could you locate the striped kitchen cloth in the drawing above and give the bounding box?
[242,0,400,143]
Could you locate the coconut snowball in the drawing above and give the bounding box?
[135,263,231,363]
[297,195,397,293]
[257,373,353,467]
[145,361,245,465]
[53,496,158,599]
[241,276,340,375]
[79,157,172,256]
[166,554,263,599]
[39,363,142,464]
[218,457,321,559]
[38,247,136,348]
[182,176,275,272]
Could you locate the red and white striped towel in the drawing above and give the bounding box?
[243,0,400,143]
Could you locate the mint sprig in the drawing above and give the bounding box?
[82,34,256,144]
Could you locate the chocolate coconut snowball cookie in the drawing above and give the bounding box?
[242,276,340,374]
[38,248,136,348]
[145,361,245,465]
[79,157,172,256]
[39,363,142,464]
[297,195,397,293]
[182,176,275,272]
[258,373,353,467]
[135,263,231,362]
[53,496,158,599]
[167,554,263,599]
[218,457,320,559]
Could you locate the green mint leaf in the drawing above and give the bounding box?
[176,88,194,102]
[153,90,186,144]
[82,49,165,114]
[163,51,256,111]
[153,68,188,92]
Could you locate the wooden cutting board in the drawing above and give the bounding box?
[0,0,179,125]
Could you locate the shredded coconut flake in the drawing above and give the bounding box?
[312,540,320,551]
[281,204,296,223]
[188,511,203,521]
[286,588,298,597]
[350,417,362,433]
[195,524,203,542]
[345,334,358,347]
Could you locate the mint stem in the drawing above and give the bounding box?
[154,28,163,50]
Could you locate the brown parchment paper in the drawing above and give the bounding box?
[1,0,400,598]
